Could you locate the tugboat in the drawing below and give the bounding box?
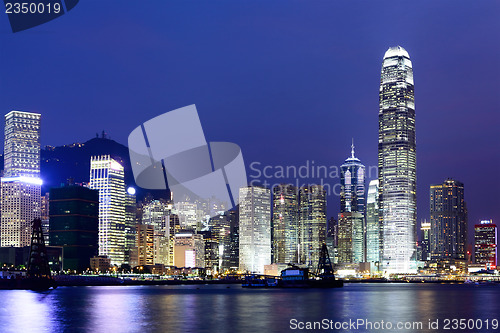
[0,219,57,290]
[242,243,343,288]
[279,244,343,288]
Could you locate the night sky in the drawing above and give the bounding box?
[0,1,499,242]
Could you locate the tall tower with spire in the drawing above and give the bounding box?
[340,140,366,214]
[337,142,366,264]
[378,46,417,273]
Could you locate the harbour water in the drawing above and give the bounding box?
[0,283,499,332]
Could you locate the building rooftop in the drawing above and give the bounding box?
[383,45,410,59]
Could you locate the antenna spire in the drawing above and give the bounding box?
[351,138,355,158]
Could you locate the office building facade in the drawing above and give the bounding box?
[49,185,99,271]
[430,179,467,260]
[474,220,497,269]
[366,179,381,263]
[124,189,137,266]
[378,46,417,273]
[419,220,431,261]
[1,111,42,247]
[174,232,205,268]
[238,186,271,274]
[89,155,126,266]
[272,184,299,264]
[338,145,365,264]
[299,185,327,268]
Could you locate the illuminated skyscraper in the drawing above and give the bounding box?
[238,186,271,274]
[419,220,431,261]
[3,111,41,178]
[41,192,50,245]
[209,209,239,272]
[430,179,467,260]
[378,46,417,273]
[136,224,154,266]
[326,217,338,264]
[124,188,137,266]
[340,143,366,214]
[366,179,381,263]
[1,111,42,247]
[220,208,239,272]
[272,184,299,264]
[474,220,497,269]
[142,199,171,265]
[299,185,327,268]
[338,144,365,264]
[89,155,126,265]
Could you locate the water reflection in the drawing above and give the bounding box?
[0,284,499,333]
[0,290,55,333]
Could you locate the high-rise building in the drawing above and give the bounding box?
[366,179,381,263]
[173,201,199,230]
[168,213,181,236]
[340,143,366,214]
[299,185,327,268]
[1,111,42,247]
[208,210,235,272]
[474,220,497,269]
[174,232,205,268]
[338,144,365,264]
[221,208,239,272]
[89,155,126,266]
[430,179,467,260]
[337,212,359,264]
[238,186,271,274]
[418,220,431,261]
[142,199,172,266]
[378,46,417,273]
[326,217,338,264]
[136,224,154,266]
[124,188,137,267]
[142,199,171,230]
[272,184,299,264]
[3,111,41,178]
[201,229,219,273]
[41,192,50,245]
[49,185,99,272]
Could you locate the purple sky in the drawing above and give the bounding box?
[0,1,499,242]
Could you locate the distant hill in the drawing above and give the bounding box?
[41,137,133,191]
[0,137,169,200]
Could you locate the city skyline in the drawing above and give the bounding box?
[0,1,497,270]
[1,2,497,236]
[0,3,499,331]
[0,106,497,271]
[0,37,494,253]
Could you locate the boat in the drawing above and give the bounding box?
[279,266,343,288]
[242,275,279,288]
[242,244,343,288]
